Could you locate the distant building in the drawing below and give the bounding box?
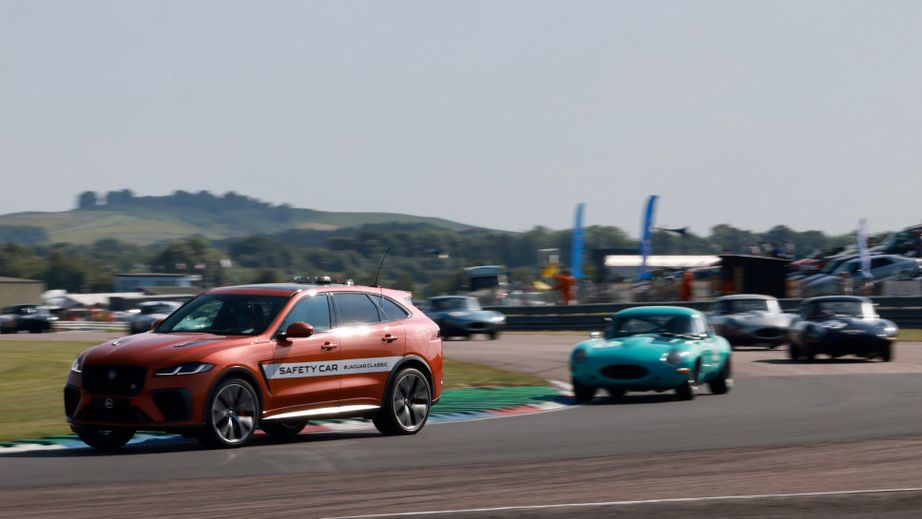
[0,277,46,307]
[113,273,200,293]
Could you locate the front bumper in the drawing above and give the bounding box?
[65,367,215,430]
[571,360,691,391]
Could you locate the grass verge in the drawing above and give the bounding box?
[0,340,546,442]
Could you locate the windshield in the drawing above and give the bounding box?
[430,298,474,311]
[805,301,864,320]
[156,294,288,336]
[718,299,769,314]
[606,314,702,339]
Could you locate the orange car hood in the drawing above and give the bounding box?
[84,332,255,366]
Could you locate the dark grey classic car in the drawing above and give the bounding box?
[707,294,795,349]
[424,295,506,339]
[0,304,58,333]
[788,296,897,361]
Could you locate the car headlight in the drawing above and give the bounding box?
[572,348,588,364]
[154,362,215,376]
[662,349,688,366]
[70,353,86,373]
[491,315,506,324]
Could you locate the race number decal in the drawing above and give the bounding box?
[263,356,403,379]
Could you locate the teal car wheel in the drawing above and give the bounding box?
[675,362,700,401]
[572,379,596,403]
[708,358,732,395]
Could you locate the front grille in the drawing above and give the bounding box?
[153,389,191,421]
[601,364,648,379]
[82,365,147,395]
[76,398,152,424]
[64,385,81,418]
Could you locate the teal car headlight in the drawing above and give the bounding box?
[662,349,689,366]
[154,362,215,376]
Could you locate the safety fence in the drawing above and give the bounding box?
[487,296,922,331]
[52,321,131,333]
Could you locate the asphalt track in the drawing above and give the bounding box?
[2,332,922,518]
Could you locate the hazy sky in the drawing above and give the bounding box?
[2,1,921,237]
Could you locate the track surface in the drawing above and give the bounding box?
[2,332,921,518]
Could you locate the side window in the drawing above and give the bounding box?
[279,295,331,333]
[371,295,411,322]
[333,293,382,326]
[870,257,891,268]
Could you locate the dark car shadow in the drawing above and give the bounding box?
[578,392,720,406]
[755,357,876,364]
[0,429,385,458]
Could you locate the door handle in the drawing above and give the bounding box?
[321,342,338,351]
[381,334,399,343]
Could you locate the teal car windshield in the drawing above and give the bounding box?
[605,314,702,339]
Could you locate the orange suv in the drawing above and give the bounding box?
[65,280,443,449]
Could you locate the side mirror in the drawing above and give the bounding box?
[151,318,164,331]
[277,322,313,342]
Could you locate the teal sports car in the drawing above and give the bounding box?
[570,306,732,402]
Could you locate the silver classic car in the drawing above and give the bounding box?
[707,294,795,349]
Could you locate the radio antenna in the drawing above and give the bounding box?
[372,247,390,287]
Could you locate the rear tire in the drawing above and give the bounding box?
[373,368,432,435]
[789,342,801,360]
[488,330,499,340]
[74,426,135,451]
[573,380,596,403]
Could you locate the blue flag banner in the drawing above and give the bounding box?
[639,195,658,279]
[571,203,586,279]
[857,218,871,279]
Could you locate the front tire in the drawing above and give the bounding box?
[789,342,801,360]
[572,380,596,403]
[675,364,700,401]
[74,426,135,451]
[199,378,260,448]
[879,343,893,362]
[373,368,432,435]
[708,358,733,395]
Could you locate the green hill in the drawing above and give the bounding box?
[0,190,479,245]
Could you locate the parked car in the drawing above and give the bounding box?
[0,304,58,333]
[569,306,732,402]
[424,295,506,339]
[801,255,921,297]
[65,280,444,450]
[788,295,897,361]
[128,301,183,334]
[707,294,795,349]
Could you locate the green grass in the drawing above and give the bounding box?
[898,328,922,342]
[443,358,547,389]
[0,341,97,441]
[0,341,545,442]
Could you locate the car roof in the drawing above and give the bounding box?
[802,295,871,304]
[207,283,411,300]
[615,305,700,317]
[716,294,777,301]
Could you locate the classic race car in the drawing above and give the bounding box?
[788,295,898,362]
[570,306,732,402]
[707,294,795,349]
[424,295,505,339]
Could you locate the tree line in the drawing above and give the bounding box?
[0,222,859,296]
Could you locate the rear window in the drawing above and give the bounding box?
[333,293,382,326]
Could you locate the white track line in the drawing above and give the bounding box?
[321,487,922,519]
